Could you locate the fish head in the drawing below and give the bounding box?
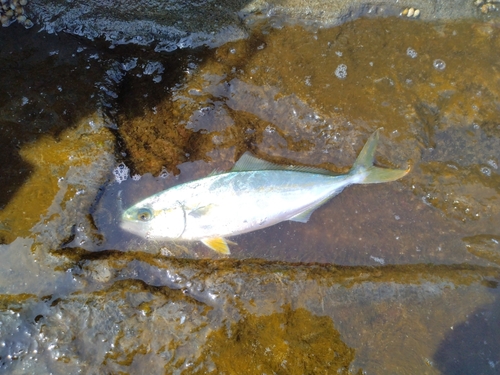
[120,196,187,240]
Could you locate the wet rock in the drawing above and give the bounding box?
[29,0,249,51]
[0,27,118,247]
[109,17,500,266]
[0,254,499,374]
[1,6,500,375]
[463,234,500,265]
[243,0,483,28]
[25,0,491,51]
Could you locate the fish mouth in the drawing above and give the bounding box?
[117,191,137,229]
[119,220,142,239]
[117,191,138,223]
[119,212,147,239]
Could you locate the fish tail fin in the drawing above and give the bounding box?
[350,129,410,184]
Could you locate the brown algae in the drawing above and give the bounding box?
[188,305,360,375]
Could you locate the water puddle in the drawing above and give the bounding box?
[86,16,500,266]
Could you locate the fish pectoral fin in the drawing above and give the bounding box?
[201,237,231,254]
[188,204,214,218]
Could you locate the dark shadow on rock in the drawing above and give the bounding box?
[0,26,103,210]
[0,120,34,213]
[113,29,275,176]
[433,283,500,375]
[114,47,204,122]
[0,24,196,216]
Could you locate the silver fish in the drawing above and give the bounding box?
[121,130,409,254]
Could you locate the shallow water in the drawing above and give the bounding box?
[1,13,500,375]
[105,16,500,266]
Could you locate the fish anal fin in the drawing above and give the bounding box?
[201,237,231,254]
[289,208,316,223]
[289,192,343,223]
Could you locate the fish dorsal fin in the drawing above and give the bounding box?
[231,152,336,176]
[207,169,224,177]
[231,152,284,172]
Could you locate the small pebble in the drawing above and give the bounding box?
[0,0,31,28]
[481,3,497,13]
[0,14,10,27]
[402,7,420,18]
[23,18,33,28]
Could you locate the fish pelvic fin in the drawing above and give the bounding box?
[350,129,410,184]
[201,237,231,254]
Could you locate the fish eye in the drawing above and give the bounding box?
[136,208,153,221]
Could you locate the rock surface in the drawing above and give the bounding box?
[25,0,488,50]
[1,2,500,375]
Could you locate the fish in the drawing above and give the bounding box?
[120,130,409,254]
